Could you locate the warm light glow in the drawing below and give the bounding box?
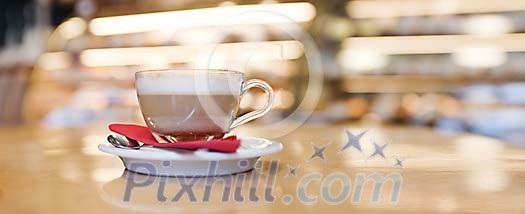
[219,1,237,7]
[347,0,525,19]
[462,15,513,36]
[342,34,525,55]
[337,48,389,72]
[80,41,303,67]
[452,45,507,68]
[57,17,87,39]
[36,52,72,71]
[90,2,316,35]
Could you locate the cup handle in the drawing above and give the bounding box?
[229,79,274,130]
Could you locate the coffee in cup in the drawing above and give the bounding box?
[135,69,274,142]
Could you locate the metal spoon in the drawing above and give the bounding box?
[107,135,143,150]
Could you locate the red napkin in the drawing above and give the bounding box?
[108,124,240,153]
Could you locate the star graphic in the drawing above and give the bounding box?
[368,141,388,159]
[308,142,329,162]
[284,164,300,178]
[341,129,367,153]
[394,158,405,168]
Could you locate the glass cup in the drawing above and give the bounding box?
[135,69,274,142]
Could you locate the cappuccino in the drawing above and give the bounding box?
[136,71,242,141]
[135,69,274,142]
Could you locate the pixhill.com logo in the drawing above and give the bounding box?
[122,128,404,205]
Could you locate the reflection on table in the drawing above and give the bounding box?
[0,123,524,213]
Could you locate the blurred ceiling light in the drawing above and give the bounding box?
[189,51,229,70]
[452,45,507,68]
[80,40,303,67]
[139,57,171,70]
[57,17,87,39]
[347,0,525,19]
[36,52,72,71]
[342,33,525,55]
[246,60,298,77]
[462,15,513,36]
[89,2,316,36]
[168,25,268,46]
[219,1,237,7]
[337,48,389,72]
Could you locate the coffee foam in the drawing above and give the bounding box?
[136,73,242,95]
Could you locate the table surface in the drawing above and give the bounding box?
[0,122,524,213]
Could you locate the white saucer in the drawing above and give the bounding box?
[98,137,283,176]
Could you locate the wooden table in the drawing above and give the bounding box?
[1,123,524,213]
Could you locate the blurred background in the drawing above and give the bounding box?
[1,0,524,146]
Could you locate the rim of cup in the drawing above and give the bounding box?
[135,68,244,76]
